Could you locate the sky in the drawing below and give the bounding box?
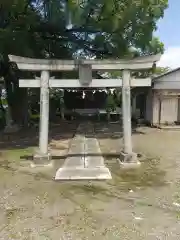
[156,0,180,69]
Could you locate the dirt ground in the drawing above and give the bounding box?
[0,122,180,239]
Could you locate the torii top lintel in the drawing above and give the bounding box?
[8,54,161,71]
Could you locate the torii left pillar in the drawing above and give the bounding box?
[33,70,51,166]
[120,70,141,167]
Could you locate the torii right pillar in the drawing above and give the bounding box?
[120,69,141,167]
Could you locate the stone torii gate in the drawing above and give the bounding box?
[9,54,160,179]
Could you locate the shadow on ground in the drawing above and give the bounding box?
[20,152,121,161]
[0,121,79,150]
[0,121,145,151]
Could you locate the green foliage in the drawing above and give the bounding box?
[114,89,121,106]
[0,0,39,57]
[1,98,7,106]
[0,0,168,61]
[67,0,168,57]
[105,91,116,112]
[153,66,170,76]
[0,0,168,124]
[0,0,169,67]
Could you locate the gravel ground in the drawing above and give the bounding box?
[0,122,180,239]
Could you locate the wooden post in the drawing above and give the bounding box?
[60,89,65,120]
[5,107,13,127]
[158,97,162,126]
[39,70,50,155]
[132,95,137,117]
[122,70,132,154]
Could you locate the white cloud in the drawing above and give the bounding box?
[157,46,180,69]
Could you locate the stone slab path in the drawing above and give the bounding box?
[55,122,112,180]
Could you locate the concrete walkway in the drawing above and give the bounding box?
[55,123,112,180]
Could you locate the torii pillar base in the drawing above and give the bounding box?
[118,152,141,169]
[31,152,53,168]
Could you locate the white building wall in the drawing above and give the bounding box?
[152,92,160,125]
[153,69,180,90]
[145,90,153,123]
[149,91,179,125]
[144,69,180,125]
[160,97,178,124]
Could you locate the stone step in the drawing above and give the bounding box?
[85,156,104,168]
[85,138,101,154]
[68,144,84,154]
[55,167,112,180]
[63,156,84,168]
[55,123,112,181]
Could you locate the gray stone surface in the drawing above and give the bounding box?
[86,156,104,168]
[85,138,104,168]
[63,156,84,168]
[118,160,141,169]
[55,123,112,180]
[119,151,138,162]
[33,152,52,166]
[118,151,141,168]
[55,167,112,180]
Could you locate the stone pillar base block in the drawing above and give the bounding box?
[32,152,52,167]
[118,152,141,168]
[118,160,141,169]
[55,167,112,180]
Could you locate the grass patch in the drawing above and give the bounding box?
[30,114,40,119]
[1,147,34,162]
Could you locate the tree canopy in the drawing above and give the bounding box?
[0,0,169,125]
[0,0,168,61]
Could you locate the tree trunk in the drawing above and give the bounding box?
[4,72,29,127]
[60,107,65,120]
[107,111,111,122]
